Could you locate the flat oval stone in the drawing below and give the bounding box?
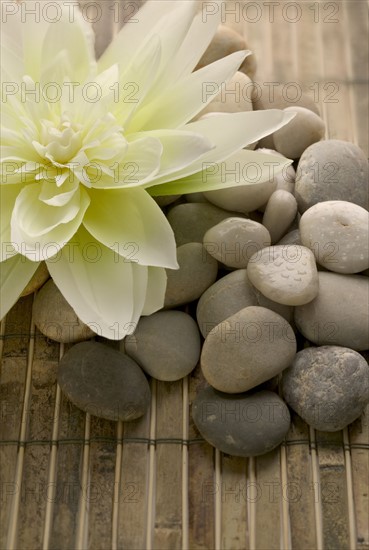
[277,229,302,246]
[58,342,151,421]
[294,272,369,351]
[192,387,290,457]
[125,311,201,381]
[282,346,369,431]
[201,306,296,393]
[164,243,218,308]
[33,279,94,343]
[204,179,277,214]
[247,245,319,306]
[196,25,257,78]
[167,202,245,246]
[196,269,293,338]
[300,200,369,274]
[203,217,271,268]
[262,190,298,243]
[21,262,49,296]
[295,140,369,213]
[273,106,326,159]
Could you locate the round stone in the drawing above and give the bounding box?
[196,269,293,338]
[262,190,298,243]
[21,262,49,296]
[203,217,271,268]
[196,71,253,119]
[58,342,151,421]
[282,346,369,431]
[299,200,369,274]
[254,89,320,116]
[167,202,245,246]
[195,25,257,78]
[33,279,94,343]
[295,140,369,213]
[273,107,325,159]
[294,272,369,351]
[154,194,181,207]
[201,306,296,393]
[192,387,291,457]
[164,243,218,308]
[125,311,201,381]
[247,245,319,306]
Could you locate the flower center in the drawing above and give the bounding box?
[33,115,83,165]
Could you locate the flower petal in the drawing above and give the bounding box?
[83,187,178,268]
[145,110,295,188]
[149,150,293,196]
[129,129,214,181]
[1,183,24,261]
[0,255,40,319]
[142,267,168,316]
[11,184,90,261]
[46,226,136,340]
[129,50,248,131]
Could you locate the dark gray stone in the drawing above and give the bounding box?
[282,346,369,431]
[125,310,201,381]
[58,342,151,421]
[192,387,291,457]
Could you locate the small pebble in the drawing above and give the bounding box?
[294,272,369,351]
[33,280,94,343]
[196,24,257,78]
[196,71,253,119]
[282,346,369,431]
[262,190,298,243]
[125,311,201,381]
[295,140,369,213]
[203,217,271,268]
[192,387,291,457]
[167,202,245,246]
[277,229,302,246]
[21,262,49,296]
[196,269,293,338]
[273,106,325,159]
[299,200,369,274]
[201,306,296,393]
[247,245,319,306]
[164,243,218,308]
[58,342,151,421]
[154,195,181,207]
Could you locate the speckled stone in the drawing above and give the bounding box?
[21,262,49,296]
[294,272,369,351]
[125,311,201,381]
[262,190,298,243]
[299,200,369,274]
[192,387,291,457]
[201,306,296,393]
[247,245,319,306]
[273,106,325,159]
[203,217,271,268]
[33,279,94,343]
[167,202,245,246]
[295,140,369,213]
[164,243,218,308]
[196,269,293,337]
[58,342,151,421]
[195,24,257,78]
[282,346,369,431]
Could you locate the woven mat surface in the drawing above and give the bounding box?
[1,1,368,549]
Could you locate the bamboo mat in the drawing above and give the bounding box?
[1,1,368,548]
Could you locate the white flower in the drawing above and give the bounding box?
[0,0,293,339]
